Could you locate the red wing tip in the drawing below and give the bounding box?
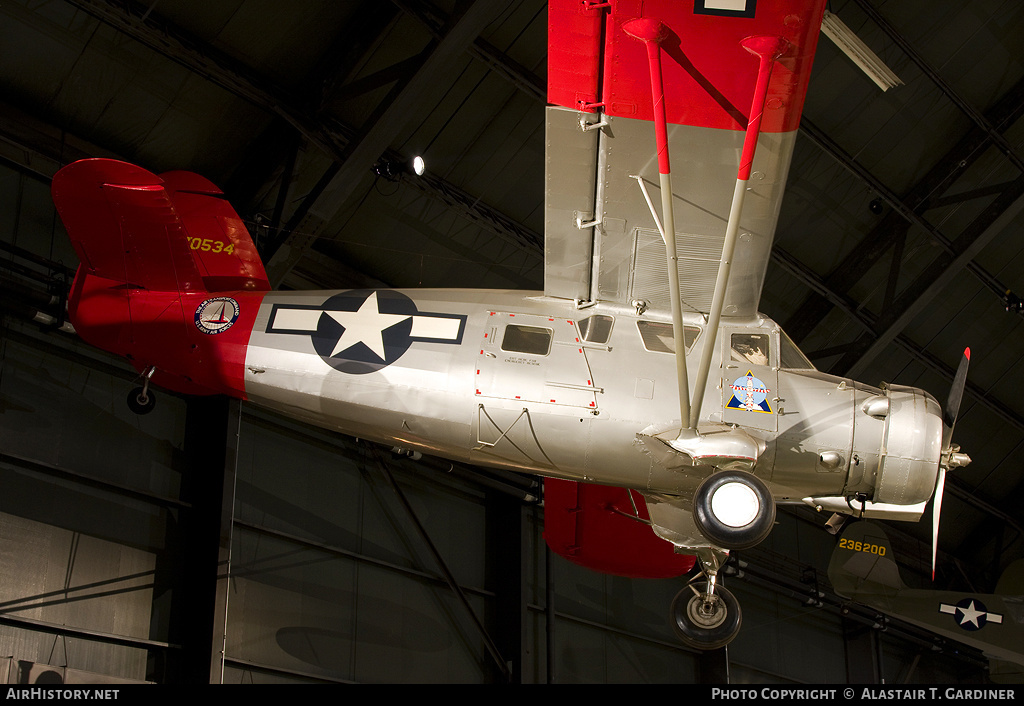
[964,347,970,360]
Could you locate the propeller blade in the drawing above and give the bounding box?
[933,347,968,582]
[941,347,970,448]
[931,466,946,581]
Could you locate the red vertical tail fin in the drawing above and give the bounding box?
[52,158,270,294]
[52,159,268,398]
[160,169,271,293]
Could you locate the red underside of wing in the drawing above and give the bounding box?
[548,0,827,133]
[544,478,696,579]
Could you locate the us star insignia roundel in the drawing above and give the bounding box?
[727,370,773,414]
[939,598,1003,631]
[265,289,467,375]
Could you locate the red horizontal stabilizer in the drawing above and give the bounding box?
[544,478,696,579]
[548,0,827,133]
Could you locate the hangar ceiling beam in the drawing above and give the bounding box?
[839,181,1024,378]
[393,0,546,102]
[852,0,1024,172]
[61,0,541,284]
[309,3,402,111]
[771,243,1024,438]
[783,74,1024,342]
[263,0,507,286]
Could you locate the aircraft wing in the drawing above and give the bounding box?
[543,478,695,579]
[545,0,826,317]
[829,522,1024,674]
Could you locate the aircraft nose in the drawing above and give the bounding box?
[872,384,944,506]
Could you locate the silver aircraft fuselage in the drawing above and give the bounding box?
[241,287,943,543]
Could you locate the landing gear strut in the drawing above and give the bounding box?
[127,366,157,415]
[670,548,741,650]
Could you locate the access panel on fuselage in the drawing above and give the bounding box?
[475,312,598,410]
[721,328,778,432]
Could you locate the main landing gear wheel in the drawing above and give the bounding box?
[693,471,775,550]
[127,387,156,415]
[671,581,741,650]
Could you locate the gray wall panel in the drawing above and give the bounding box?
[0,513,154,681]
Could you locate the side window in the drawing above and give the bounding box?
[731,333,770,366]
[578,314,613,344]
[780,330,814,369]
[501,325,552,355]
[637,321,701,353]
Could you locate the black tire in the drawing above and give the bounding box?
[127,387,156,415]
[670,582,742,650]
[693,471,775,550]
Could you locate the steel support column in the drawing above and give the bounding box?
[173,396,240,684]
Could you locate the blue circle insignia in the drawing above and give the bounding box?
[311,290,417,375]
[195,297,240,335]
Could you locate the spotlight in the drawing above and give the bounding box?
[869,197,884,214]
[374,155,426,181]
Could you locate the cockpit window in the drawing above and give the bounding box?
[731,333,770,366]
[578,315,613,344]
[501,325,552,355]
[780,330,815,369]
[637,321,701,353]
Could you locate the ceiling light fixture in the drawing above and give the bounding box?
[374,155,426,181]
[820,10,903,92]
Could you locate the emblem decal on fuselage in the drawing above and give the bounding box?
[266,289,467,375]
[939,599,1003,631]
[195,297,240,335]
[727,371,773,413]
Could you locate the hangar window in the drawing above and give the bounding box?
[502,325,552,355]
[637,321,700,353]
[578,315,613,344]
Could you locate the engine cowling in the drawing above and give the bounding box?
[803,382,945,521]
[873,384,944,505]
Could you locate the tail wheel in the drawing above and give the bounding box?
[127,387,156,415]
[693,471,775,550]
[670,582,741,650]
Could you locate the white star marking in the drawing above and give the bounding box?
[324,292,410,359]
[956,600,984,627]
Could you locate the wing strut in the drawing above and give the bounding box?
[687,35,790,431]
[625,22,790,439]
[623,18,692,432]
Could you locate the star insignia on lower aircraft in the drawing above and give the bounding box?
[939,598,1003,631]
[265,289,467,375]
